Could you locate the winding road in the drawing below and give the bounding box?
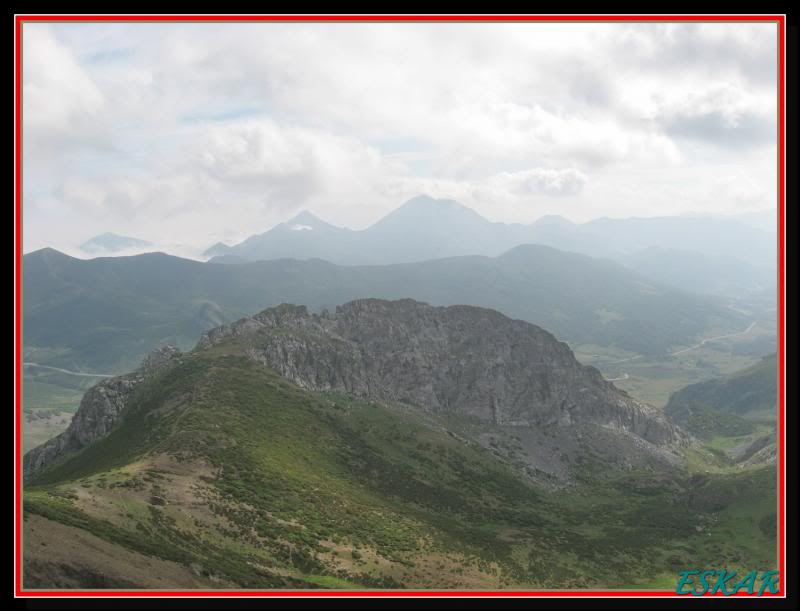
[602,320,758,382]
[669,321,757,356]
[23,362,114,378]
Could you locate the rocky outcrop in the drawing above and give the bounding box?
[23,346,181,481]
[740,443,777,467]
[736,432,778,467]
[199,299,685,447]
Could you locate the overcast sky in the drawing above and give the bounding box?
[22,21,779,255]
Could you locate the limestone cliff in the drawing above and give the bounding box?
[23,346,181,481]
[199,299,684,447]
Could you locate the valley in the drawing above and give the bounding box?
[21,300,779,590]
[22,370,95,454]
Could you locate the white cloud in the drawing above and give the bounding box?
[22,27,106,159]
[659,82,776,145]
[21,21,779,253]
[488,168,589,197]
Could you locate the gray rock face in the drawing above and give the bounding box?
[736,432,777,467]
[23,346,181,481]
[199,299,684,447]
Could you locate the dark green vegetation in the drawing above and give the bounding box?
[663,354,778,472]
[24,343,777,590]
[664,401,758,441]
[666,354,778,423]
[24,245,744,374]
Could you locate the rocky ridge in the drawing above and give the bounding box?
[199,299,685,447]
[25,299,687,482]
[23,346,181,481]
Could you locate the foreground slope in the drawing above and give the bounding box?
[23,301,776,590]
[23,246,743,374]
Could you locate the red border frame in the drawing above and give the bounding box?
[13,13,787,599]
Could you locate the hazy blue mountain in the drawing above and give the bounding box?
[204,210,370,263]
[618,247,776,298]
[79,233,152,254]
[207,254,252,265]
[203,242,233,257]
[358,196,528,263]
[208,196,776,297]
[710,209,778,234]
[526,215,776,269]
[211,196,537,264]
[23,246,745,374]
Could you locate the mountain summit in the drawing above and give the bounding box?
[369,194,487,227]
[284,210,330,230]
[80,233,152,254]
[198,299,684,451]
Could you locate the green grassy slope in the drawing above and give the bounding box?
[665,353,778,425]
[24,346,777,590]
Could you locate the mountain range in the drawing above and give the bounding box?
[23,244,746,374]
[206,196,776,297]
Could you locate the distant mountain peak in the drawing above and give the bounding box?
[533,214,573,227]
[80,233,152,254]
[403,193,439,205]
[373,195,489,229]
[285,210,328,230]
[203,241,232,257]
[399,194,468,211]
[25,246,75,261]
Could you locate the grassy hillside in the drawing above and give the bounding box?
[666,354,778,423]
[23,246,743,375]
[663,354,778,471]
[24,346,777,590]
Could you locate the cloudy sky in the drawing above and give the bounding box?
[22,20,779,255]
